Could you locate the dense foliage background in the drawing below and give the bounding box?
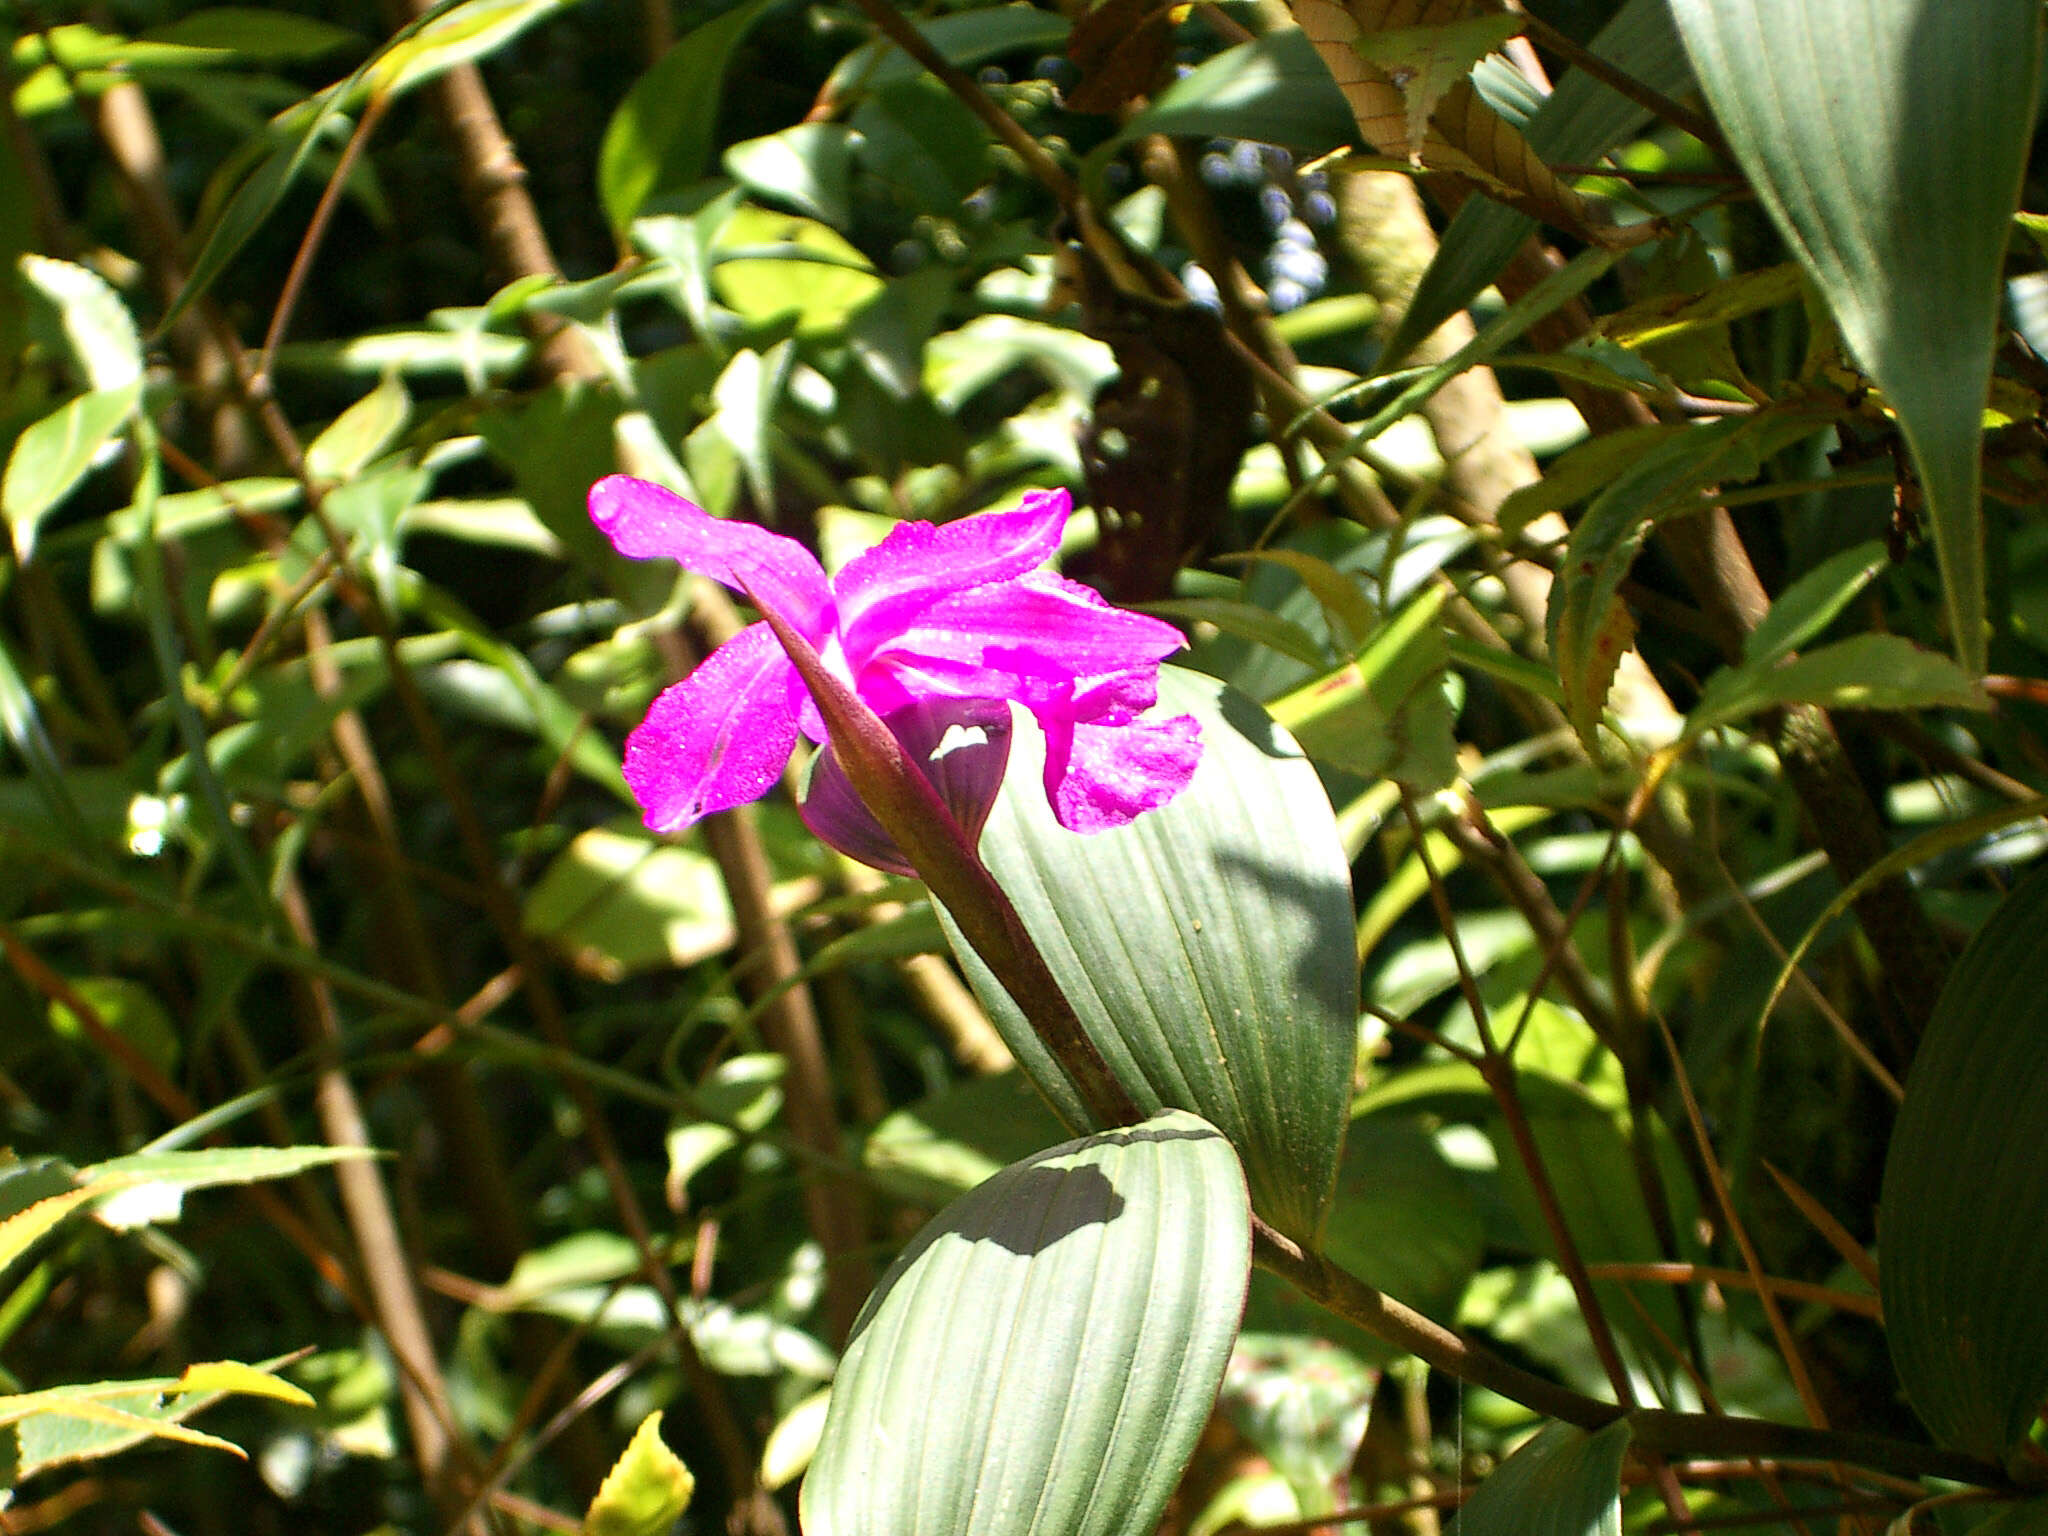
[5,0,2048,1533]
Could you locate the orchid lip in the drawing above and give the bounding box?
[800,698,1015,876]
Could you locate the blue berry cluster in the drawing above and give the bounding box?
[1191,139,1335,312]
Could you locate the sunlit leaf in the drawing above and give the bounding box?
[938,669,1356,1242]
[585,1412,695,1536]
[803,1111,1251,1536]
[3,385,140,561]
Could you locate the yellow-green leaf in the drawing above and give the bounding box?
[585,1412,695,1536]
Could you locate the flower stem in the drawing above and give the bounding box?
[744,586,1143,1131]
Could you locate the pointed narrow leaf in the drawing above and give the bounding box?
[1690,633,1986,737]
[1881,864,2048,1456]
[1549,409,1829,735]
[1449,1419,1631,1536]
[1742,540,1888,668]
[802,1110,1251,1536]
[361,0,573,99]
[0,1188,100,1279]
[174,1361,313,1407]
[1672,0,2041,675]
[1268,585,1456,791]
[1104,29,1358,155]
[1391,0,1692,361]
[937,669,1356,1242]
[83,1143,375,1195]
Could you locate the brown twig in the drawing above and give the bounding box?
[1584,1262,1881,1322]
[1397,793,1639,1411]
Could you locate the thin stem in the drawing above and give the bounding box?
[1252,1218,1611,1428]
[256,91,391,385]
[1649,1010,1831,1430]
[1400,792,1639,1410]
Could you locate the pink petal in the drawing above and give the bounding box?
[833,489,1071,670]
[1039,709,1202,834]
[590,475,832,637]
[890,572,1186,682]
[623,621,799,833]
[800,697,1013,875]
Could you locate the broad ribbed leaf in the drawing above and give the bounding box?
[1672,0,2041,676]
[1449,1419,1631,1536]
[937,669,1356,1241]
[802,1110,1251,1536]
[1881,864,2048,1457]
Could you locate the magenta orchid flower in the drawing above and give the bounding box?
[589,476,1200,872]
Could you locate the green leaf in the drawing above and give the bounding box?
[1321,1113,1484,1324]
[936,669,1357,1242]
[1881,863,2048,1457]
[1690,633,1987,736]
[710,341,794,513]
[1390,0,1693,362]
[1138,598,1328,669]
[47,977,180,1078]
[822,6,1069,98]
[0,1189,100,1280]
[1,1358,307,1483]
[1671,0,2041,676]
[361,0,573,99]
[304,372,411,483]
[1221,1336,1377,1518]
[585,1412,696,1536]
[801,1110,1251,1536]
[1224,549,1377,654]
[2,384,140,561]
[82,1144,375,1197]
[1743,540,1888,668]
[1267,585,1457,791]
[139,8,361,60]
[18,255,145,391]
[724,123,858,228]
[1448,1419,1631,1536]
[598,0,777,234]
[1106,29,1356,157]
[863,1073,1072,1208]
[1491,1106,1688,1401]
[1549,408,1829,738]
[524,826,743,979]
[710,207,884,336]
